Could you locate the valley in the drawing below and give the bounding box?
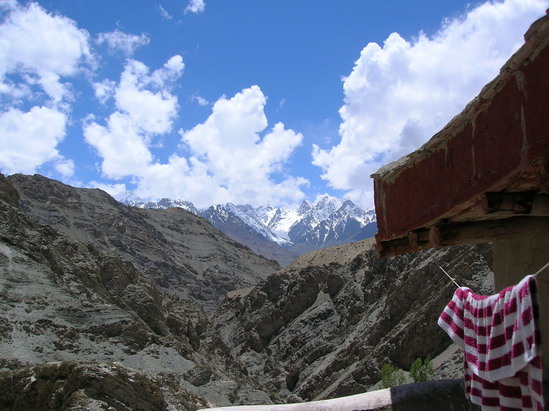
[123,194,377,267]
[0,173,494,409]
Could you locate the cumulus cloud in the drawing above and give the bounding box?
[0,1,92,179]
[52,157,75,178]
[0,106,68,175]
[0,1,92,103]
[85,78,307,207]
[84,56,183,178]
[185,0,205,14]
[88,181,128,198]
[178,86,307,206]
[0,1,17,11]
[84,112,155,179]
[96,29,150,57]
[312,0,548,208]
[93,79,116,104]
[115,57,183,134]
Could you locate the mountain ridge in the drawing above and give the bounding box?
[8,173,279,313]
[0,172,495,408]
[214,238,494,401]
[120,194,377,266]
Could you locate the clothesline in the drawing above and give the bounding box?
[438,274,544,409]
[533,260,549,277]
[439,259,548,290]
[438,265,461,288]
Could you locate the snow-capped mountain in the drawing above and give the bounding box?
[117,192,199,214]
[273,197,377,254]
[120,194,377,266]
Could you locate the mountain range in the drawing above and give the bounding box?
[119,194,377,266]
[0,173,494,409]
[8,174,278,313]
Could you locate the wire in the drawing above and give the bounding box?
[439,265,461,288]
[533,260,549,277]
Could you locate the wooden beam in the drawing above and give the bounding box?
[429,225,441,248]
[407,231,418,248]
[484,191,536,215]
[377,216,549,258]
[436,216,549,246]
[532,194,549,216]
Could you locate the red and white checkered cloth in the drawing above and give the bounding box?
[438,274,544,410]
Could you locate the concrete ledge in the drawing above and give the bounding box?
[199,379,479,411]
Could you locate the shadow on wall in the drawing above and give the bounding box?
[389,379,479,411]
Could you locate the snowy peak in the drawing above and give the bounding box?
[198,196,377,253]
[222,203,290,246]
[311,195,342,220]
[298,199,313,215]
[335,199,376,225]
[123,196,199,215]
[201,204,232,224]
[117,194,377,264]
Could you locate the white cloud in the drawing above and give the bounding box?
[86,56,185,171]
[88,181,128,198]
[193,95,209,106]
[84,112,154,179]
[83,56,182,177]
[0,2,92,103]
[176,86,307,206]
[85,81,307,207]
[96,29,150,57]
[158,5,172,20]
[0,106,68,175]
[52,157,75,178]
[149,55,185,88]
[312,0,549,208]
[93,79,116,104]
[115,57,183,134]
[0,1,17,11]
[185,0,205,14]
[138,86,306,207]
[0,1,92,179]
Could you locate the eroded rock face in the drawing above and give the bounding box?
[0,173,272,408]
[0,173,496,408]
[8,173,279,313]
[214,239,494,401]
[0,361,209,411]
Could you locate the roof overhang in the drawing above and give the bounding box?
[372,12,549,257]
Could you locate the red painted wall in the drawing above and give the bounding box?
[374,27,549,243]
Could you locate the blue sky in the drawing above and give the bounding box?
[0,0,547,208]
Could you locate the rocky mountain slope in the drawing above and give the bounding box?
[0,173,496,409]
[0,173,274,409]
[8,174,279,313]
[213,239,494,402]
[199,204,298,269]
[124,195,377,266]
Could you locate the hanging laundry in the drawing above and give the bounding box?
[438,274,544,410]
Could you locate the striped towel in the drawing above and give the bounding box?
[438,275,544,410]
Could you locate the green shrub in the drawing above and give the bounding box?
[409,356,435,383]
[380,363,405,388]
[228,383,241,404]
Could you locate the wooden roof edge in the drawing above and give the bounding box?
[376,215,549,258]
[376,191,549,257]
[371,12,549,185]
